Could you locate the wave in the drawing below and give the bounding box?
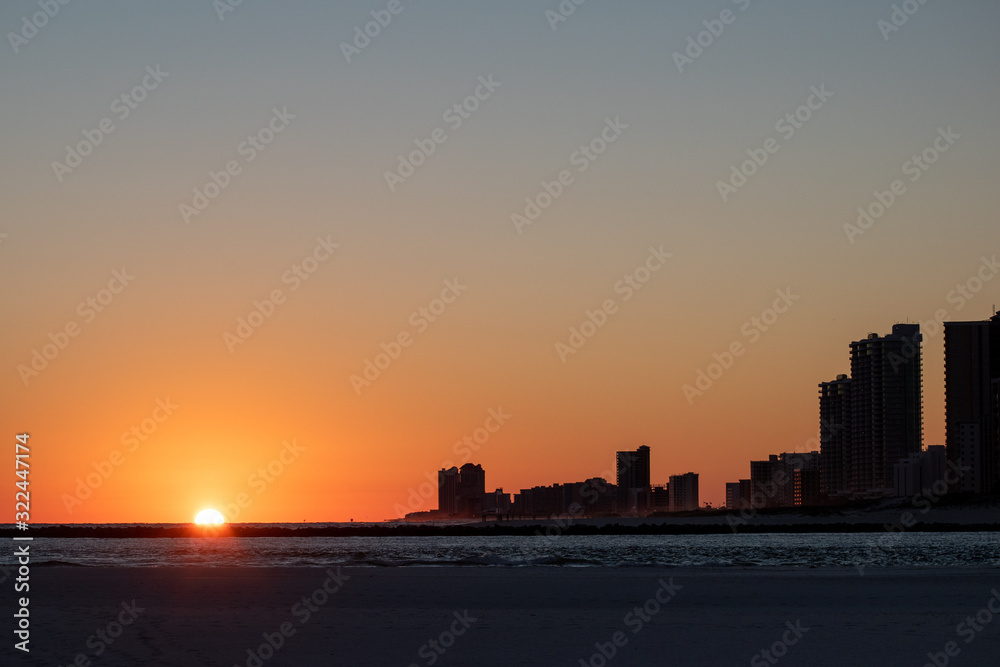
[33,560,88,567]
[326,554,607,567]
[7,533,997,569]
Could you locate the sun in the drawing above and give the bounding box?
[194,508,226,525]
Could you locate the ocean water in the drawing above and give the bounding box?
[5,531,999,568]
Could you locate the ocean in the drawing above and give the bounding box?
[6,530,1000,568]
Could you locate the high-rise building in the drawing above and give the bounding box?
[616,445,650,489]
[668,472,699,512]
[724,481,753,510]
[944,313,1000,493]
[725,482,742,510]
[616,445,651,514]
[738,479,751,508]
[438,467,459,515]
[819,374,852,496]
[849,324,923,491]
[749,456,782,508]
[457,463,486,517]
[438,464,486,517]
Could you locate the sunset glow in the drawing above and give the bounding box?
[194,509,225,526]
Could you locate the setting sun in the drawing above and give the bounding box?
[194,508,226,525]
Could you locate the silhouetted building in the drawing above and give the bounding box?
[616,445,651,514]
[668,473,699,511]
[437,464,486,518]
[514,478,616,516]
[793,469,822,506]
[438,467,459,515]
[482,488,512,514]
[849,324,923,492]
[652,483,671,511]
[578,478,617,515]
[514,485,559,516]
[750,456,787,509]
[944,313,1000,493]
[725,482,741,510]
[819,374,852,496]
[739,479,751,508]
[893,445,947,497]
[457,463,486,517]
[750,452,819,508]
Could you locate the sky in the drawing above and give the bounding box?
[2,0,999,522]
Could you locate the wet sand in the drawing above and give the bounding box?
[15,566,1000,666]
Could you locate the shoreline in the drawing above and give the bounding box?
[4,520,1000,539]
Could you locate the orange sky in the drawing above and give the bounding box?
[3,1,999,522]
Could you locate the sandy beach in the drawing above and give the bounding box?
[13,566,999,666]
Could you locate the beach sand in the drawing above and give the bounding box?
[16,566,1000,666]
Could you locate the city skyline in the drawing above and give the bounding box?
[408,311,1000,521]
[416,312,1000,521]
[408,443,700,521]
[383,309,997,520]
